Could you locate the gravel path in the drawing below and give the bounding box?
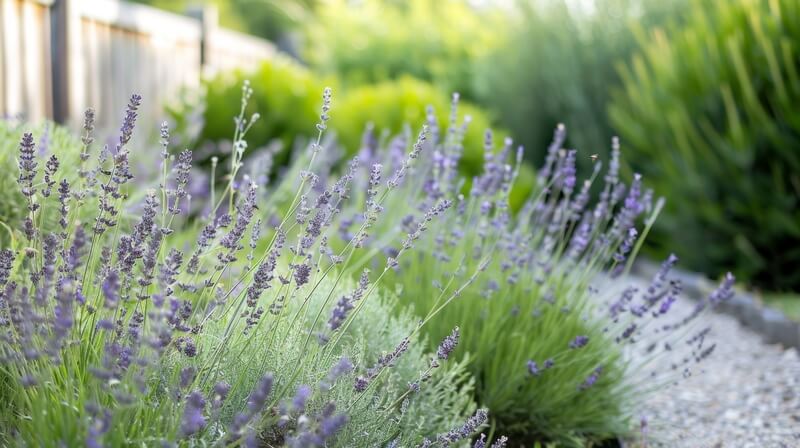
[626,277,800,448]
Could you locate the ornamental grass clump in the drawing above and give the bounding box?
[0,89,496,446]
[305,94,737,445]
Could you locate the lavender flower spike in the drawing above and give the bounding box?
[17,133,38,207]
[0,249,14,287]
[437,327,460,360]
[434,408,489,447]
[709,272,735,305]
[247,373,273,414]
[180,391,207,437]
[527,360,540,376]
[569,335,589,349]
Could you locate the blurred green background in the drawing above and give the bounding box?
[135,0,800,298]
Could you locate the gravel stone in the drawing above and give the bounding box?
[619,276,800,447]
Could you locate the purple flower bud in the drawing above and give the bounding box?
[436,327,459,360]
[292,385,312,412]
[17,133,39,208]
[293,263,311,287]
[180,391,206,437]
[435,408,488,446]
[180,367,196,389]
[247,373,273,414]
[102,270,120,309]
[709,272,735,305]
[0,249,15,287]
[319,412,348,439]
[526,360,540,376]
[579,366,603,390]
[569,335,589,349]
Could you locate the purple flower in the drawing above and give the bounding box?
[102,270,120,309]
[569,335,589,349]
[293,263,311,287]
[491,436,509,448]
[624,321,641,339]
[327,295,354,332]
[645,254,679,301]
[560,149,577,194]
[709,272,735,305]
[119,94,141,147]
[320,357,353,391]
[247,373,273,414]
[292,385,312,412]
[527,360,540,376]
[365,163,382,214]
[86,407,112,448]
[355,337,410,392]
[611,173,644,239]
[436,327,460,360]
[319,412,347,439]
[656,280,682,316]
[245,231,284,309]
[434,408,489,446]
[180,367,196,389]
[0,249,15,287]
[388,126,428,188]
[218,182,258,264]
[579,366,603,390]
[81,107,95,148]
[611,227,638,277]
[538,124,566,186]
[42,154,59,198]
[17,133,38,208]
[182,338,197,357]
[315,87,332,133]
[180,391,206,437]
[170,149,193,214]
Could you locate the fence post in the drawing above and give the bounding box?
[51,0,82,125]
[186,5,218,76]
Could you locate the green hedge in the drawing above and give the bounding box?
[609,0,800,290]
[170,56,534,206]
[303,0,501,101]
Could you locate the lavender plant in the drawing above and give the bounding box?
[0,120,88,247]
[0,89,492,446]
[300,95,738,445]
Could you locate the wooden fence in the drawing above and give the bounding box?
[0,0,276,130]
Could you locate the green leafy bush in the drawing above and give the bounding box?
[172,55,331,166]
[170,58,534,202]
[609,0,800,290]
[303,0,501,100]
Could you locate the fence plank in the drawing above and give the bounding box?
[1,0,276,130]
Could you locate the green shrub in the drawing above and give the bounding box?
[334,77,499,176]
[609,0,800,290]
[303,0,502,101]
[170,58,535,204]
[170,54,331,167]
[474,0,686,172]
